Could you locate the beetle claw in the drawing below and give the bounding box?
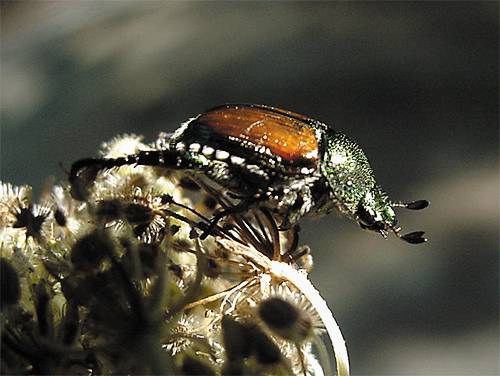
[378,229,388,238]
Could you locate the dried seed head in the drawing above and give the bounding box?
[13,205,49,239]
[95,199,123,221]
[54,207,67,226]
[221,316,283,367]
[123,203,154,224]
[1,182,31,217]
[71,231,113,270]
[221,315,253,361]
[203,195,217,211]
[258,297,313,342]
[250,324,283,365]
[180,354,215,376]
[0,258,21,309]
[100,134,146,158]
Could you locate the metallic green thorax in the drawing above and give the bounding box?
[321,130,397,233]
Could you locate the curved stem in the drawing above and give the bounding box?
[269,261,350,376]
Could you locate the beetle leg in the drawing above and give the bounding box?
[69,150,201,201]
[277,177,318,228]
[199,197,259,240]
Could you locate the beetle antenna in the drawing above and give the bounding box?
[399,231,427,244]
[391,200,429,210]
[390,225,427,244]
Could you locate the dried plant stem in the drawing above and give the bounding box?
[269,261,350,376]
[184,277,257,310]
[216,238,350,375]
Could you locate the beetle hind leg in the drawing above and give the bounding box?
[69,149,201,201]
[199,197,259,240]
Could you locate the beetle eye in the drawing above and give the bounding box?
[356,204,375,227]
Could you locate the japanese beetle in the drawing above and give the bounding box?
[70,104,428,243]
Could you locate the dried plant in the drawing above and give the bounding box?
[1,135,349,375]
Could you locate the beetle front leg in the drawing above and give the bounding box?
[277,181,317,229]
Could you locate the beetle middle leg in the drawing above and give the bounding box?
[196,162,273,239]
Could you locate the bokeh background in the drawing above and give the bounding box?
[1,2,498,375]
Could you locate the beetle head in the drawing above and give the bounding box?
[356,188,429,244]
[356,188,396,236]
[321,129,428,244]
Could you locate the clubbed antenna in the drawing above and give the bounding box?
[390,199,429,244]
[392,199,429,210]
[399,231,427,244]
[391,226,427,244]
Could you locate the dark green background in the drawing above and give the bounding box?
[1,2,498,374]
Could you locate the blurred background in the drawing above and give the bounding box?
[1,2,498,374]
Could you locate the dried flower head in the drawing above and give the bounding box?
[0,134,349,375]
